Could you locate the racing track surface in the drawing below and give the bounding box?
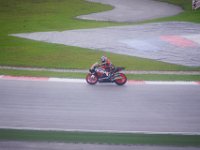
[12,22,200,67]
[0,79,200,134]
[0,141,200,150]
[77,0,182,22]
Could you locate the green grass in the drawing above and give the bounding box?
[1,38,199,71]
[0,69,86,78]
[0,0,118,34]
[1,0,200,73]
[0,129,200,146]
[1,69,200,81]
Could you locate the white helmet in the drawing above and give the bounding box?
[101,56,107,64]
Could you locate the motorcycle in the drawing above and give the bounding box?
[86,62,127,85]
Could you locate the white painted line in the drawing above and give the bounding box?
[128,80,200,85]
[145,81,199,85]
[0,126,200,135]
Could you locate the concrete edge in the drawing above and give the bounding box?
[0,75,199,85]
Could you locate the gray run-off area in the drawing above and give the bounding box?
[0,141,199,150]
[77,0,183,22]
[12,22,200,66]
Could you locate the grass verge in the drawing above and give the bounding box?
[0,129,200,147]
[1,38,199,71]
[0,69,200,81]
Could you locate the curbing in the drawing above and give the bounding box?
[0,75,200,85]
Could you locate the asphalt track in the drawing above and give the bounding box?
[0,79,200,134]
[77,0,182,22]
[12,22,200,67]
[0,141,200,150]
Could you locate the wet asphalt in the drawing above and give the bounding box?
[1,80,200,134]
[12,22,200,67]
[77,0,182,22]
[0,141,200,150]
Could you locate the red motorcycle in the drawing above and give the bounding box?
[86,63,127,85]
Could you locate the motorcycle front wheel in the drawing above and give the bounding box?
[86,73,98,85]
[114,73,127,85]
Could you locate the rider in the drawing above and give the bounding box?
[100,56,114,77]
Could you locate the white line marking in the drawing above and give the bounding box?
[144,81,199,85]
[128,80,199,85]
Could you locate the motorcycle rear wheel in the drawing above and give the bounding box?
[86,73,98,85]
[114,73,127,85]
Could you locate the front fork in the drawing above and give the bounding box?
[90,74,96,79]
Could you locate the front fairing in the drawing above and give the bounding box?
[90,62,99,70]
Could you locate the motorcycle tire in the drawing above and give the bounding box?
[114,73,127,86]
[86,73,98,85]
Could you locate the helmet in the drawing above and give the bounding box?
[101,56,107,64]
